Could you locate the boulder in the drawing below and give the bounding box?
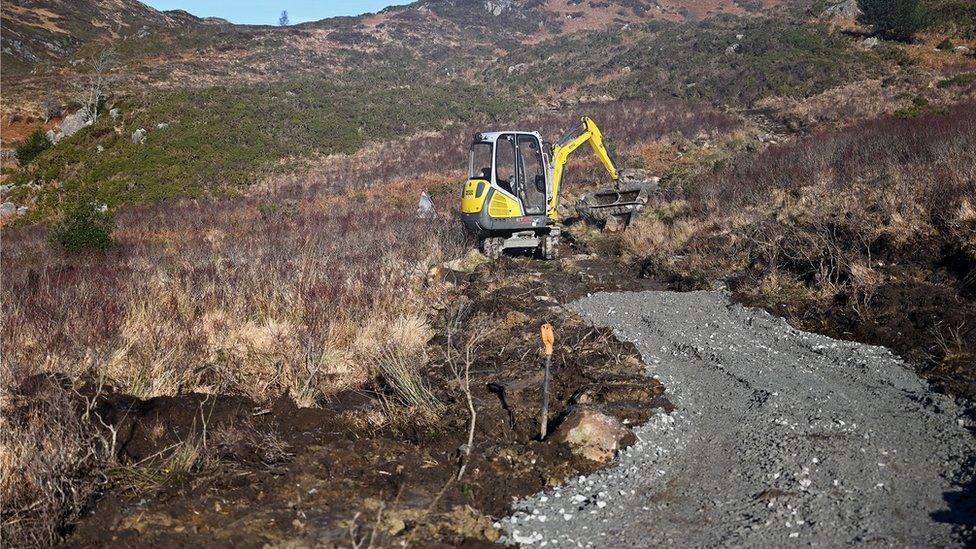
[131,128,148,144]
[485,0,513,16]
[1,202,18,219]
[550,406,634,464]
[156,122,169,130]
[52,107,94,143]
[603,214,627,233]
[954,46,973,55]
[863,37,880,48]
[824,0,860,18]
[110,108,121,120]
[442,249,488,273]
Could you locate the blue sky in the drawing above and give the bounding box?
[143,1,405,25]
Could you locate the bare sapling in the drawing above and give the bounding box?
[70,49,119,124]
[445,306,489,480]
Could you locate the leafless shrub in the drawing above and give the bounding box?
[443,304,491,480]
[41,96,60,123]
[0,378,116,547]
[70,49,119,124]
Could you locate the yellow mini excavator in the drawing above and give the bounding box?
[459,116,653,259]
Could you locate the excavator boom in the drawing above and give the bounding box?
[548,116,619,219]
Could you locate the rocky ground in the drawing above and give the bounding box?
[501,291,976,546]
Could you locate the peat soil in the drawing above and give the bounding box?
[635,219,976,402]
[59,251,670,546]
[732,238,976,402]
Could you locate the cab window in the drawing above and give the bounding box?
[518,135,546,213]
[495,135,517,194]
[469,142,493,180]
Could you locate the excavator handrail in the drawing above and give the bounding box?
[548,116,620,219]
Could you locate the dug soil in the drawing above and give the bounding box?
[64,250,671,546]
[732,239,976,402]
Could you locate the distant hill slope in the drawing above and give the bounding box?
[1,0,781,77]
[0,0,226,73]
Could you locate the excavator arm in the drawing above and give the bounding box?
[548,116,619,219]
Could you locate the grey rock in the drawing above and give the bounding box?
[953,45,972,55]
[725,43,740,55]
[618,168,654,184]
[96,145,105,153]
[442,249,488,273]
[53,107,94,143]
[863,36,880,48]
[824,0,860,18]
[131,128,148,145]
[156,122,169,130]
[603,215,626,233]
[1,202,17,218]
[485,0,513,16]
[110,108,121,120]
[0,184,12,194]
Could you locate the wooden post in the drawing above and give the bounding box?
[540,323,555,440]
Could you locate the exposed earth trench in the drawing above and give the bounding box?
[501,291,976,547]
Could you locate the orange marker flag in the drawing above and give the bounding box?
[541,323,555,357]
[540,323,555,440]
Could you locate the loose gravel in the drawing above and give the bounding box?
[500,291,975,547]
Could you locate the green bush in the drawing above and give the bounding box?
[49,196,115,251]
[858,0,923,41]
[15,129,51,166]
[923,0,976,38]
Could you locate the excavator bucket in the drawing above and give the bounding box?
[576,170,658,231]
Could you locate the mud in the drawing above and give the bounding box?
[62,254,670,546]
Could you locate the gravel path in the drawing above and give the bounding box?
[500,291,975,547]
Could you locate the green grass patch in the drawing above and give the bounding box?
[8,67,509,217]
[490,17,877,106]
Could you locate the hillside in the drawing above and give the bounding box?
[2,0,790,96]
[0,0,228,74]
[1,0,975,546]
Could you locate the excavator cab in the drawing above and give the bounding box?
[460,117,653,260]
[461,131,551,235]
